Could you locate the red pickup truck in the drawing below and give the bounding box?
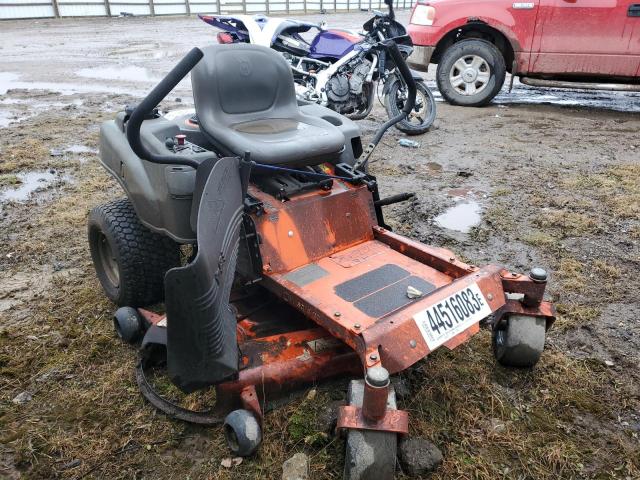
[407,0,640,106]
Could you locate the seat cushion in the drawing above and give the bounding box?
[191,44,346,166]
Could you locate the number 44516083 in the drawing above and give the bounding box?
[414,283,492,351]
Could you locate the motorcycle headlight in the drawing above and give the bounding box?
[410,3,436,26]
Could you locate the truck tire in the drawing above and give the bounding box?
[436,39,506,107]
[88,198,180,307]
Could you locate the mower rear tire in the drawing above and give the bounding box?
[223,409,262,457]
[493,315,546,368]
[113,306,144,344]
[343,380,397,480]
[88,198,180,307]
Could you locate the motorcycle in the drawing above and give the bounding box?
[199,1,436,135]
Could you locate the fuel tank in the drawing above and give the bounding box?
[309,29,362,60]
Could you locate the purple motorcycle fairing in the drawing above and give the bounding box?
[309,29,362,60]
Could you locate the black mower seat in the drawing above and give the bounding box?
[191,44,345,166]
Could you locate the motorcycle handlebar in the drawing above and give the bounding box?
[126,47,204,169]
[385,0,395,20]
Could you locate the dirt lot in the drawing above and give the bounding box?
[1,12,639,480]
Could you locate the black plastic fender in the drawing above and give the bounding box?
[164,156,244,393]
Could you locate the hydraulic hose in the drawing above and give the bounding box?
[126,47,204,169]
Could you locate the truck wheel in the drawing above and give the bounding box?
[493,315,546,368]
[436,39,506,107]
[88,198,180,307]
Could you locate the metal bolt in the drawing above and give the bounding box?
[288,230,294,237]
[354,323,361,329]
[511,272,518,277]
[334,311,341,317]
[529,267,548,282]
[369,354,378,361]
[409,339,417,348]
[449,257,456,262]
[346,212,351,218]
[487,293,494,301]
[366,366,389,387]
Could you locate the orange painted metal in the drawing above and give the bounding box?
[240,385,263,423]
[362,381,389,421]
[248,180,376,274]
[498,271,547,307]
[137,308,165,325]
[373,226,476,279]
[337,405,409,435]
[495,299,556,328]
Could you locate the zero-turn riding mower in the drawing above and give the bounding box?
[88,40,555,479]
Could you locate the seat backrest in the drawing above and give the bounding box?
[191,44,299,142]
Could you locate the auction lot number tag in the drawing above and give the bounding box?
[414,283,492,350]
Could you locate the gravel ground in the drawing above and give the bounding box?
[0,12,639,480]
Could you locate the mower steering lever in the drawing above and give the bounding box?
[126,47,207,170]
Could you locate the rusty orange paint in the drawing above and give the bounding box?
[249,179,376,274]
[337,405,409,435]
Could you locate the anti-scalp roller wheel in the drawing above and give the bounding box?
[223,409,262,457]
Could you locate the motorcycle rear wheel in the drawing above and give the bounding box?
[385,80,436,135]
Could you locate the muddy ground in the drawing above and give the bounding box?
[1,11,639,480]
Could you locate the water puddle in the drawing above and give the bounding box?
[435,200,482,234]
[0,110,18,128]
[65,144,98,154]
[427,78,640,112]
[0,171,68,203]
[0,71,135,96]
[76,65,159,83]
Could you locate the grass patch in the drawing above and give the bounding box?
[555,303,601,330]
[0,174,21,186]
[555,257,586,292]
[522,231,557,248]
[534,209,600,237]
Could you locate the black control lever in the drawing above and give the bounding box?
[355,40,417,170]
[126,47,205,169]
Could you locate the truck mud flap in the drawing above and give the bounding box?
[164,156,244,393]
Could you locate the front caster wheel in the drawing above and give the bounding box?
[223,409,262,457]
[343,380,397,480]
[493,314,546,367]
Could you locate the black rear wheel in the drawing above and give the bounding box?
[88,198,180,307]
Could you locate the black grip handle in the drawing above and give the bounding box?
[384,0,395,20]
[386,40,416,116]
[126,47,204,169]
[370,40,416,146]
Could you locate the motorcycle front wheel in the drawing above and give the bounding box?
[385,80,436,135]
